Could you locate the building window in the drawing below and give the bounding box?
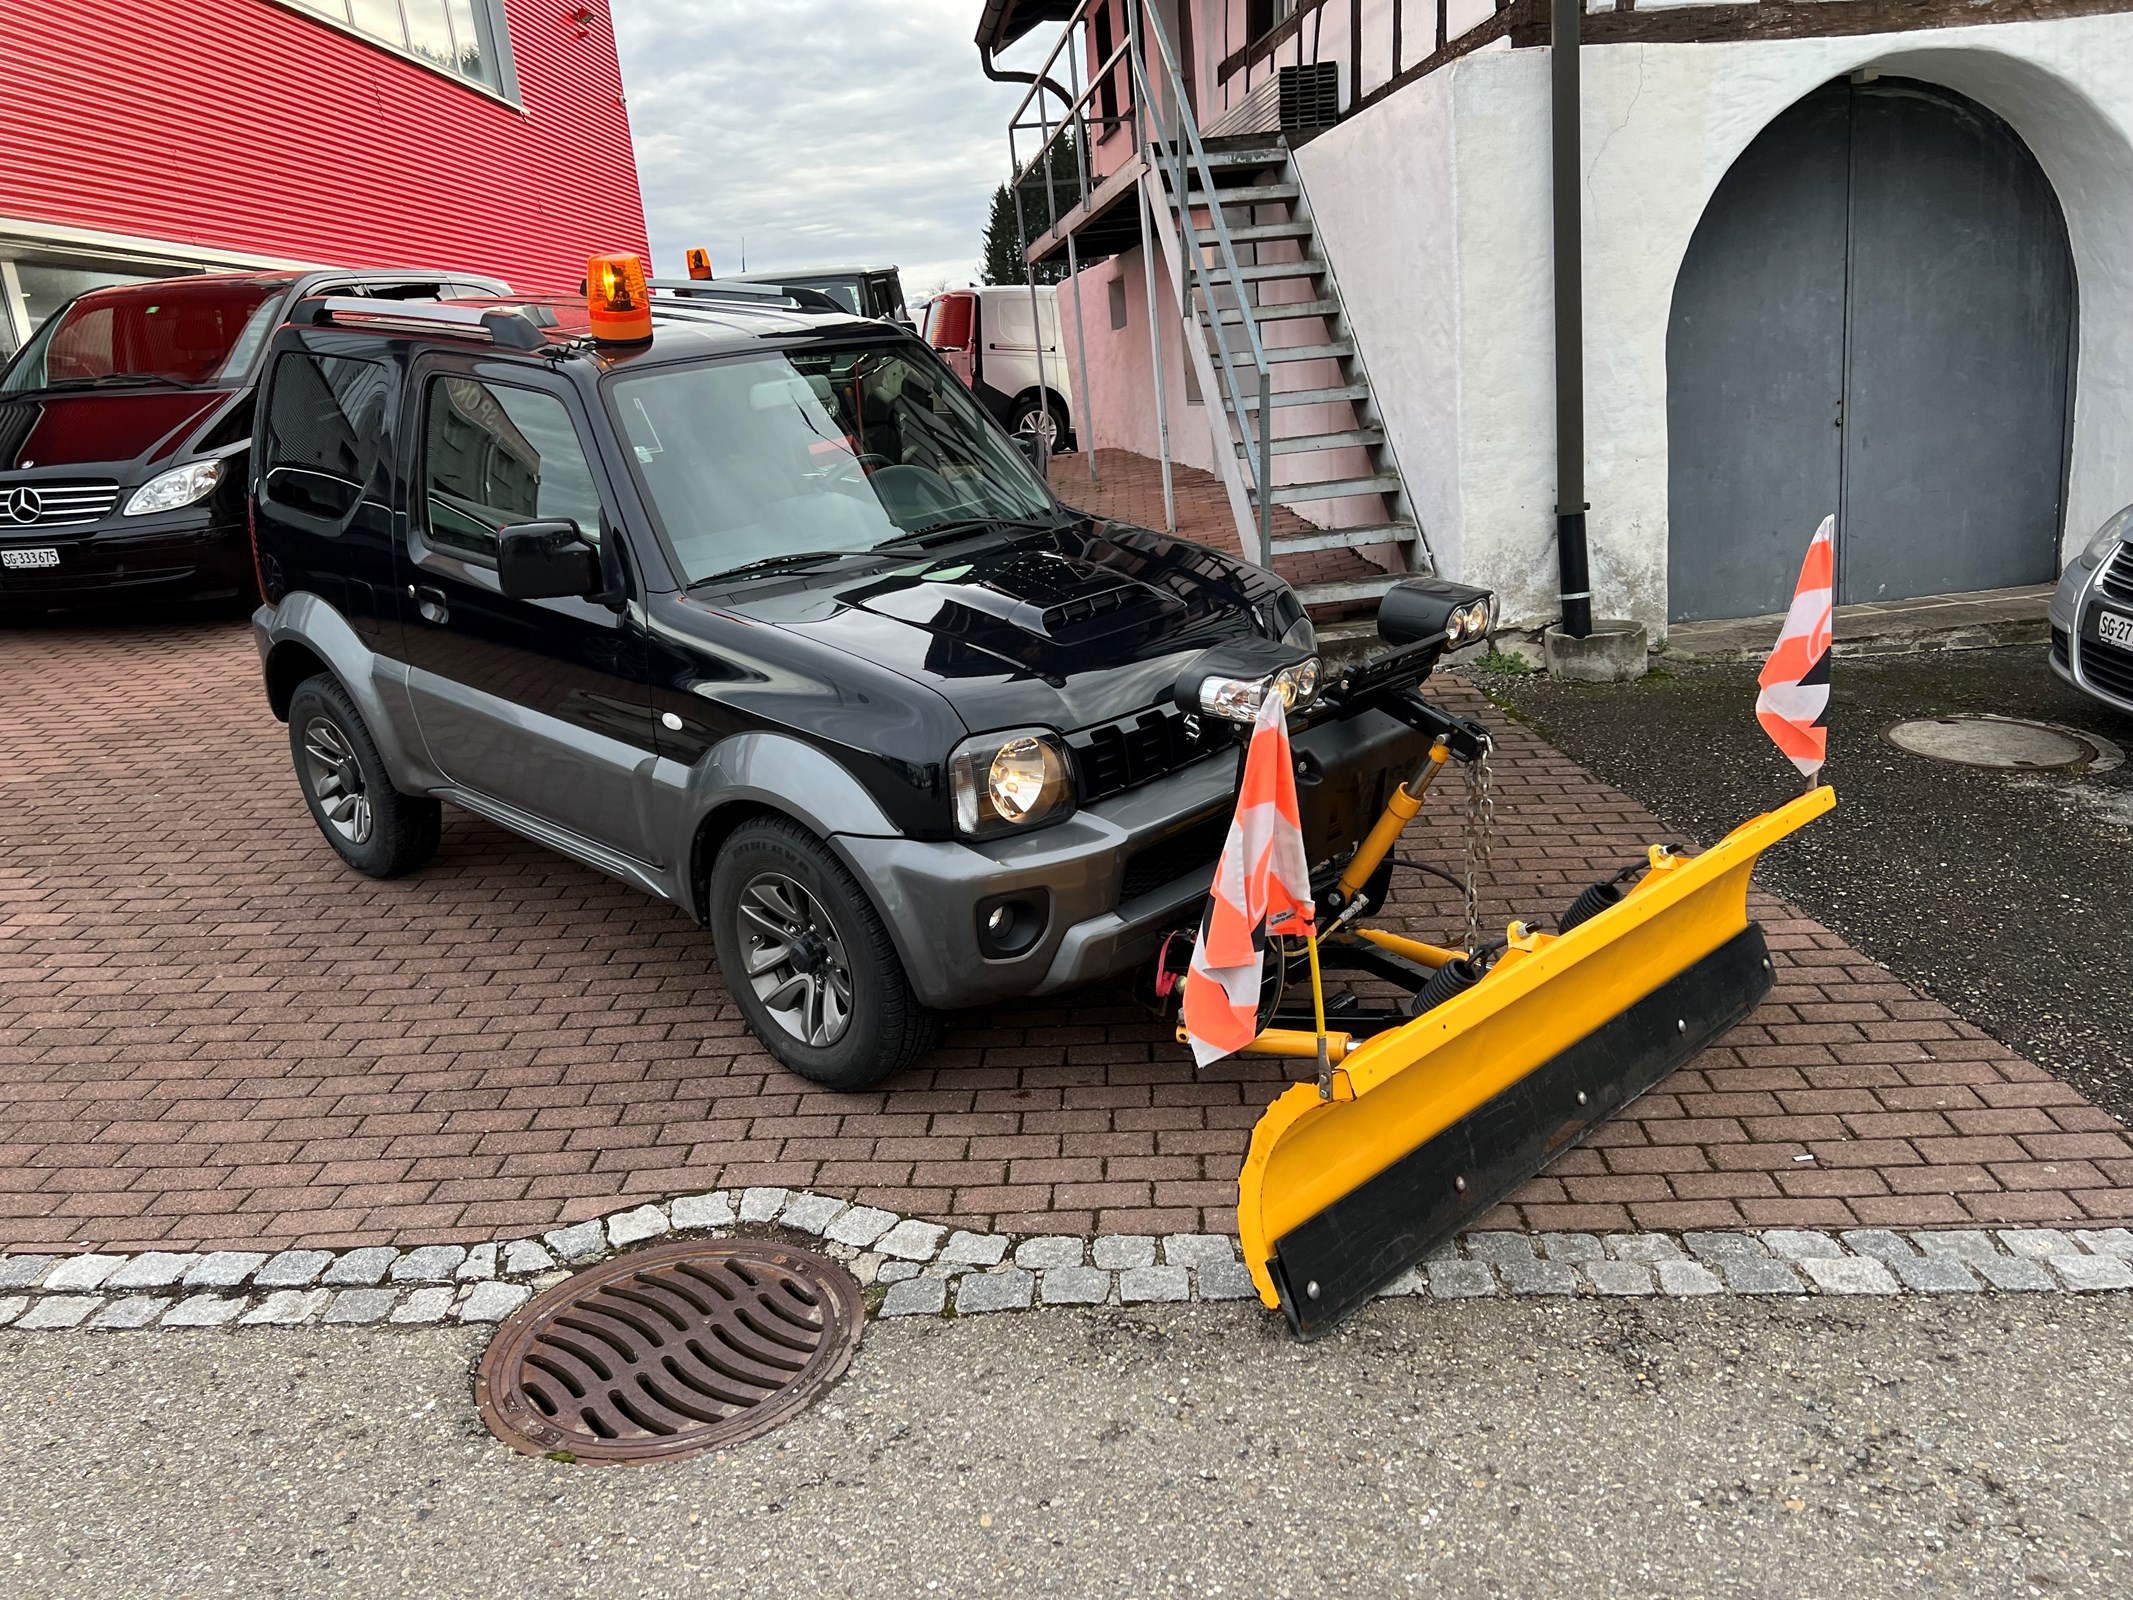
[1246,0,1297,41]
[1107,279,1128,330]
[286,0,520,98]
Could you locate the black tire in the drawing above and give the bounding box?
[707,816,937,1091]
[1010,392,1072,455]
[287,674,441,879]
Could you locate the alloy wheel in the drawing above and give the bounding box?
[1015,405,1061,454]
[738,871,854,1047]
[302,716,373,845]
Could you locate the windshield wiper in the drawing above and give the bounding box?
[8,374,192,398]
[688,548,872,587]
[875,514,1063,551]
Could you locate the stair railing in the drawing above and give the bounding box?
[1126,0,1276,567]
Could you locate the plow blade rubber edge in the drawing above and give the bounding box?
[1238,786,1833,1338]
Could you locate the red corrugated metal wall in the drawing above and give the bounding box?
[2,0,646,292]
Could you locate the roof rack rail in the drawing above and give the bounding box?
[294,296,555,350]
[644,278,847,315]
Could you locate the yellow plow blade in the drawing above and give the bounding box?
[1238,785,1835,1337]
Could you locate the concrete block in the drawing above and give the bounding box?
[1544,619,1648,683]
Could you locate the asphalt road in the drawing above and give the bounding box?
[3,1296,2130,1598]
[1475,648,2133,1124]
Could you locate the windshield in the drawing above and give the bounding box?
[609,341,1058,585]
[0,278,285,395]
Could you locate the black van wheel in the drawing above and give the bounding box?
[708,817,937,1091]
[287,674,440,879]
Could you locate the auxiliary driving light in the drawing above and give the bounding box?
[1198,654,1322,724]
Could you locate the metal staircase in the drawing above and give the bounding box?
[1129,32,1432,609]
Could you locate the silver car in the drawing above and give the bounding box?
[2050,503,2133,710]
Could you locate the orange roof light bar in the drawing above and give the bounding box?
[685,247,713,280]
[587,253,653,343]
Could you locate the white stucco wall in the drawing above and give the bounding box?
[1293,13,2133,631]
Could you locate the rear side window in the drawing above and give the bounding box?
[421,376,603,563]
[261,352,391,526]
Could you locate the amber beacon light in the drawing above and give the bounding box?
[685,247,713,280]
[587,253,653,343]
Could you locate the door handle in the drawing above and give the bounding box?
[408,584,448,625]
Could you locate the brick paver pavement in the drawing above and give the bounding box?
[1,451,2127,1254]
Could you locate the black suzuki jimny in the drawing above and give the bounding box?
[249,268,1491,1089]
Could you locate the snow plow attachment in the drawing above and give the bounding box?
[1237,785,1834,1338]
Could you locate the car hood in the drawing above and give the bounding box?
[0,388,237,474]
[718,520,1290,734]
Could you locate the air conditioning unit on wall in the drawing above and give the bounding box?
[1203,61,1345,142]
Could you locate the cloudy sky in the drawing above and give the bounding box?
[612,0,1048,298]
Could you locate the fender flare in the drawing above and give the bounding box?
[257,595,438,792]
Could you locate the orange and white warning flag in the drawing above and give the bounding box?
[1756,514,1836,780]
[1181,692,1316,1067]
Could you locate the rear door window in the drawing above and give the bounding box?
[260,352,392,527]
[420,375,604,563]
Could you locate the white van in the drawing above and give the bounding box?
[923,285,1075,453]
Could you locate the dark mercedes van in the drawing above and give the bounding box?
[0,268,504,613]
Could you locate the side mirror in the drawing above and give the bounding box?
[497,519,601,601]
[1016,433,1048,473]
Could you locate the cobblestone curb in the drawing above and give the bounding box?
[2,1195,2129,1334]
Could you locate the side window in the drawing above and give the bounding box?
[262,352,391,526]
[421,376,604,564]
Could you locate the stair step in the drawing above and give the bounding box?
[1264,475,1403,506]
[1216,220,1313,243]
[1261,340,1354,363]
[1237,427,1387,455]
[1269,522,1419,555]
[1293,572,1430,609]
[1200,297,1341,324]
[1196,145,1289,168]
[1230,257,1328,283]
[1226,382,1369,411]
[1179,183,1302,206]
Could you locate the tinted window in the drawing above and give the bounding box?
[423,377,603,563]
[261,352,392,524]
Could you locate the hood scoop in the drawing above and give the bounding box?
[861,547,1186,644]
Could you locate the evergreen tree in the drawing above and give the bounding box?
[979,136,1085,286]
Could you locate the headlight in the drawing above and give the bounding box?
[949,729,1075,836]
[1198,654,1321,724]
[124,459,224,517]
[1443,597,1493,647]
[2080,504,2133,568]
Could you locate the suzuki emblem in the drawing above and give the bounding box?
[5,486,41,524]
[1181,712,1202,740]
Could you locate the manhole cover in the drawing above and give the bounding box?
[1883,714,2121,773]
[475,1239,864,1465]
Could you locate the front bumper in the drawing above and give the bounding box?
[0,512,251,609]
[2050,553,2133,711]
[840,704,1428,1009]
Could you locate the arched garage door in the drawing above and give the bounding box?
[1667,78,2075,622]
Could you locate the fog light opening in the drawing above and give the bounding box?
[975,894,1048,959]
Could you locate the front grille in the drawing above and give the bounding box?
[2051,627,2070,668]
[2100,545,2133,605]
[1067,704,1236,804]
[1119,811,1230,902]
[2078,625,2133,702]
[0,480,121,530]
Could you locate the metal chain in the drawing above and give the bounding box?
[1460,744,1496,955]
